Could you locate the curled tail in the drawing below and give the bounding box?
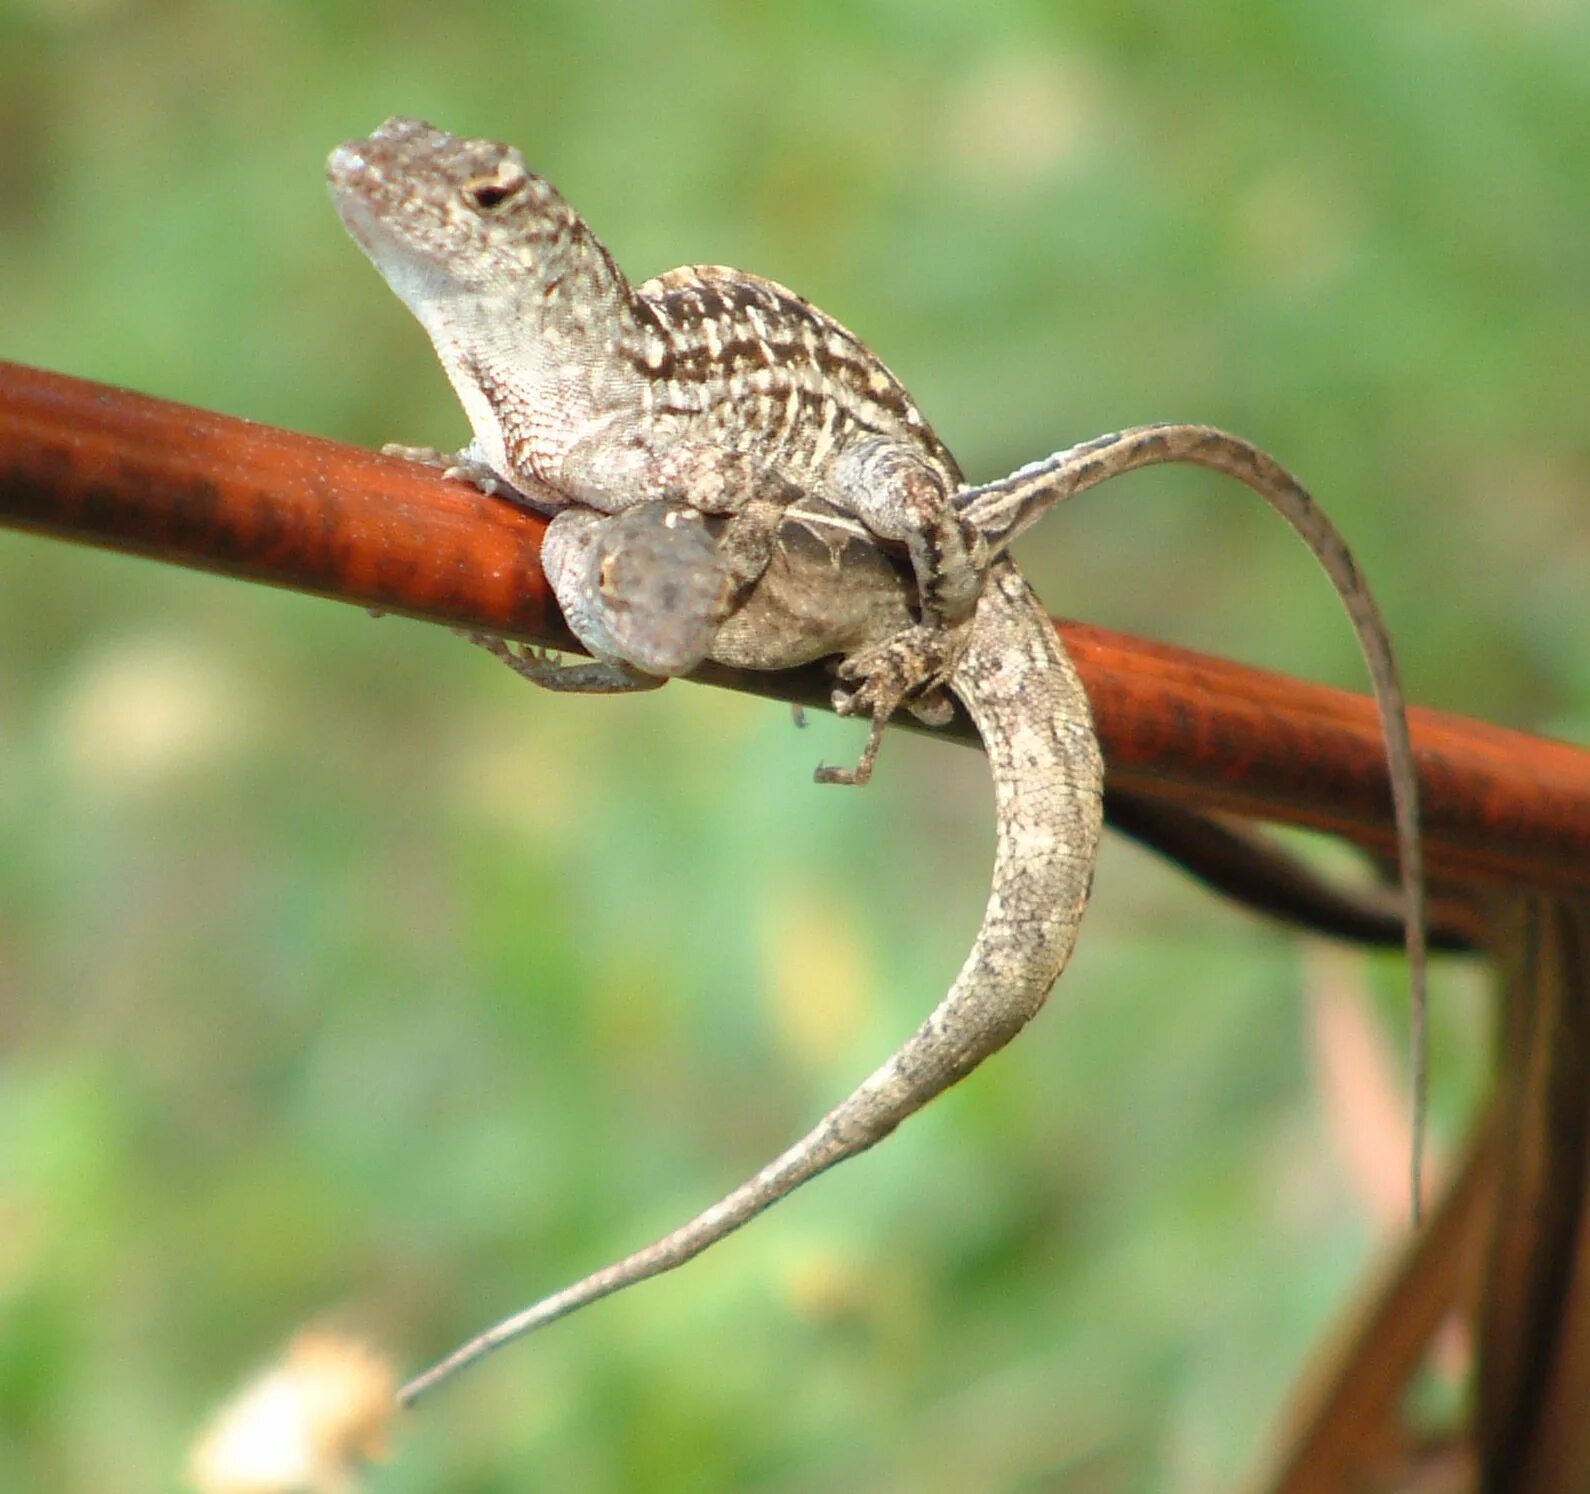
[400,560,1102,1404]
[960,424,1429,1218]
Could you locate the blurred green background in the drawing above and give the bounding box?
[1,1,1585,1489]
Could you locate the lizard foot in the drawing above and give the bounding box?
[460,630,664,695]
[460,630,563,682]
[836,621,968,712]
[815,707,889,787]
[815,623,967,787]
[382,444,510,497]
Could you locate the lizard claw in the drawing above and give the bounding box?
[837,622,967,712]
[458,630,565,681]
[814,707,887,787]
[382,441,451,466]
[457,627,512,657]
[383,444,510,497]
[440,461,509,496]
[819,623,964,787]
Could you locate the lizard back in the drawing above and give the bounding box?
[628,265,963,495]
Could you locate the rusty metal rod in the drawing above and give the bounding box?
[3,359,1586,893]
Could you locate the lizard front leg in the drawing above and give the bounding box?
[831,437,987,627]
[464,633,662,694]
[382,439,529,501]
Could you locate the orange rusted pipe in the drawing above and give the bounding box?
[3,359,1586,892]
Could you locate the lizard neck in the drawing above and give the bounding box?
[419,229,649,488]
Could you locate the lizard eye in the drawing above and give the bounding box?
[464,165,528,214]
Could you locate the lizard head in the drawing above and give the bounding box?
[579,505,737,678]
[328,118,645,484]
[327,116,631,332]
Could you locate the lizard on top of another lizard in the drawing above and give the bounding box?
[328,116,984,636]
[325,118,1429,1389]
[323,119,1424,988]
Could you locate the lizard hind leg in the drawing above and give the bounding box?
[814,706,888,787]
[832,439,986,626]
[815,621,967,787]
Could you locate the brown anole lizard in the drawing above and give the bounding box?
[328,116,986,639]
[323,120,1424,942]
[401,429,1427,1401]
[401,496,1103,1402]
[325,118,1427,1396]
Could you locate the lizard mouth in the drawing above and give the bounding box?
[325,120,438,226]
[325,119,481,289]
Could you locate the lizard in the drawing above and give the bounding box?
[323,117,1427,1387]
[323,116,1423,959]
[400,421,1428,1402]
[327,115,988,646]
[400,496,1103,1404]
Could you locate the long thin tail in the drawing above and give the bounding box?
[959,424,1429,1221]
[400,560,1102,1404]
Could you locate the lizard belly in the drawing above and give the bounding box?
[709,500,917,670]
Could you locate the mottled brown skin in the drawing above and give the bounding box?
[404,427,1432,1400]
[324,124,1421,1037]
[955,422,1428,1202]
[400,500,1102,1403]
[327,117,984,631]
[325,118,1428,1397]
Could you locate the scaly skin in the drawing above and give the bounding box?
[324,118,1427,1391]
[409,416,1432,1397]
[402,502,1101,1403]
[510,415,1427,1105]
[327,117,984,628]
[325,124,1422,1076]
[954,422,1428,1210]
